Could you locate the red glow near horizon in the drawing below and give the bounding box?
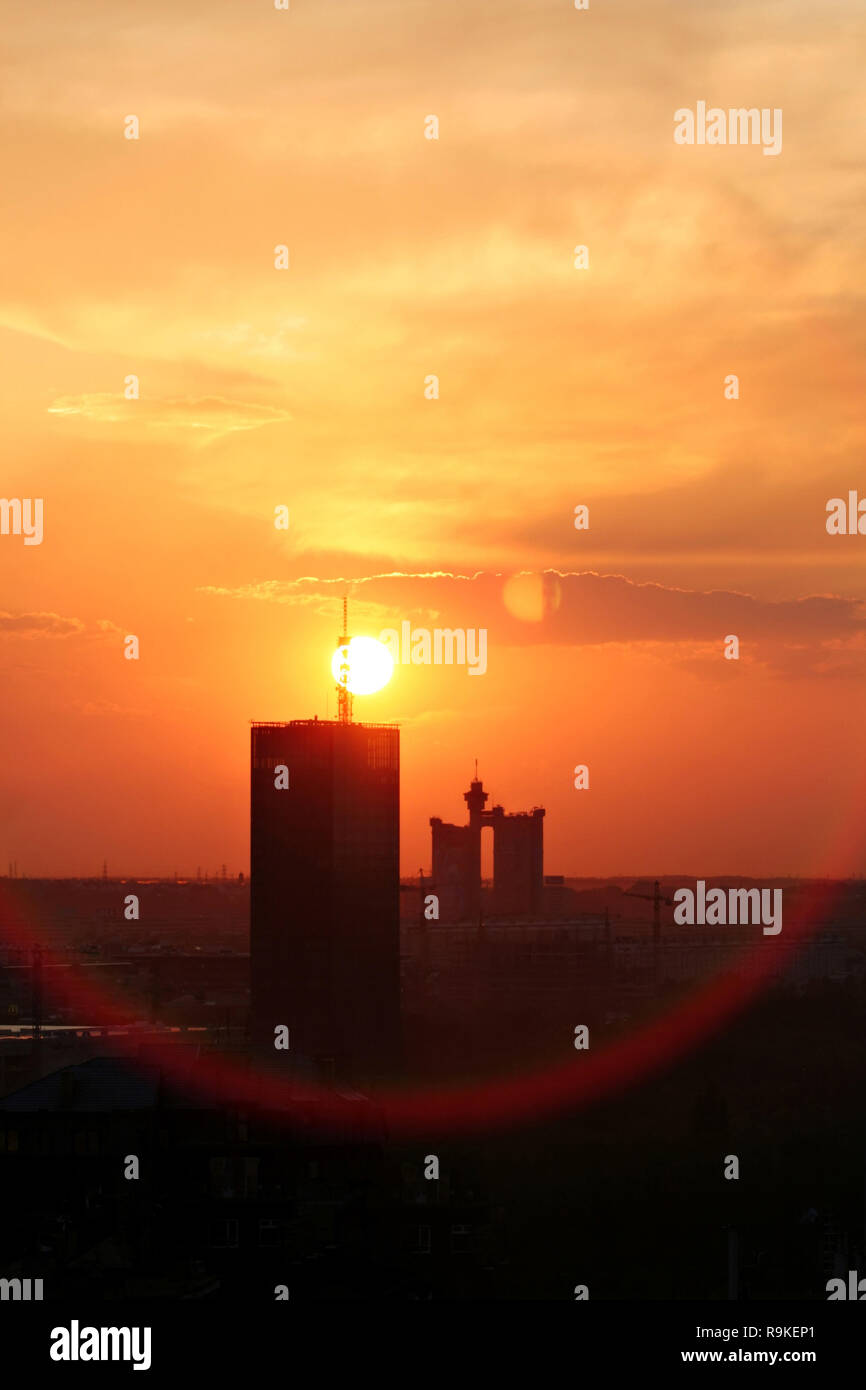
[0,879,843,1139]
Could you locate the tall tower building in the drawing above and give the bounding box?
[250,718,401,1084]
[490,805,545,916]
[430,773,545,921]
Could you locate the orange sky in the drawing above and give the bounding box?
[2,0,865,878]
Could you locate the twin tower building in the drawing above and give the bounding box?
[250,717,544,1086]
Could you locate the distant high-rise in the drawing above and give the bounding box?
[430,775,544,921]
[250,718,401,1084]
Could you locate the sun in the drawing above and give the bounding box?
[331,636,394,696]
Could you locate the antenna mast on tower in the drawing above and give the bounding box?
[337,595,353,724]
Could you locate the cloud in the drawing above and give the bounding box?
[197,568,866,663]
[47,393,291,437]
[0,613,127,641]
[0,611,86,637]
[77,698,149,718]
[197,319,308,360]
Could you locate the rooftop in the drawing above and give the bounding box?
[251,718,399,729]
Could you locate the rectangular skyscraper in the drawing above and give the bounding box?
[250,718,401,1084]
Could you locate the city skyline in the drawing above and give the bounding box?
[1,0,864,1336]
[2,679,865,882]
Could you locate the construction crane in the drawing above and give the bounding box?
[30,944,42,1060]
[336,595,353,724]
[622,879,675,950]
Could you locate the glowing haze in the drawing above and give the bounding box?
[1,0,865,878]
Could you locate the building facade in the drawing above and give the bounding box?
[250,718,401,1084]
[430,776,545,922]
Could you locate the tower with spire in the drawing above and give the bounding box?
[430,768,544,922]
